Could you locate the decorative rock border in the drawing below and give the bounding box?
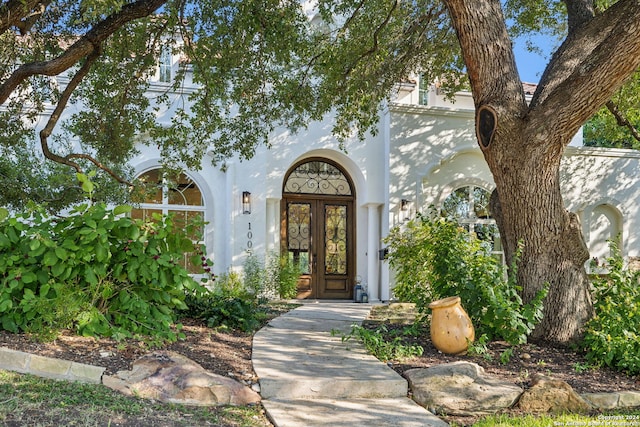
[583,391,640,410]
[1,346,639,415]
[406,362,640,416]
[0,346,105,384]
[0,347,260,407]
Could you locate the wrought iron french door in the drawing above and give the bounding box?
[283,197,354,299]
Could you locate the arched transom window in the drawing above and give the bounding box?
[132,169,205,273]
[442,185,503,262]
[284,160,352,196]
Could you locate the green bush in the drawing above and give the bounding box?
[384,215,546,346]
[264,252,301,299]
[242,252,265,296]
[582,241,640,374]
[181,257,268,332]
[0,198,207,342]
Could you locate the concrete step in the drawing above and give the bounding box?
[262,397,450,427]
[253,321,407,399]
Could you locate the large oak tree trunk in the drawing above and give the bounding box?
[487,131,593,343]
[444,0,640,345]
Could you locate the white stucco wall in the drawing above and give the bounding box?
[16,64,640,300]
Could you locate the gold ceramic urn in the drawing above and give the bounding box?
[428,296,475,354]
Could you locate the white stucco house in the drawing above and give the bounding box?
[31,53,640,302]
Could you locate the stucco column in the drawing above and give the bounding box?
[366,203,383,302]
[266,198,281,253]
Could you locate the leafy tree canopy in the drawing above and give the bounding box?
[0,0,638,212]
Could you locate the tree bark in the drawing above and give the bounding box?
[488,131,593,343]
[0,0,167,104]
[444,0,640,344]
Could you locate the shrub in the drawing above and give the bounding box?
[242,252,265,296]
[264,252,301,299]
[582,241,640,374]
[384,215,546,346]
[0,199,207,342]
[181,256,269,332]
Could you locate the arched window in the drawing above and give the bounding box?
[589,204,623,262]
[283,159,353,196]
[131,169,205,273]
[441,185,503,262]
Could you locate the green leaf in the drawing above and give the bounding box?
[29,239,41,251]
[54,247,68,261]
[113,205,132,215]
[51,262,66,277]
[40,284,51,297]
[0,298,11,312]
[85,268,98,285]
[95,244,108,262]
[23,289,35,300]
[0,233,10,248]
[7,227,19,243]
[21,272,37,284]
[43,250,58,266]
[36,270,48,285]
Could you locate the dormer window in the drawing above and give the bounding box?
[158,46,172,83]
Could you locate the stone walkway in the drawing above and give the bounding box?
[252,302,449,427]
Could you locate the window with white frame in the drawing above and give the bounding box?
[441,185,504,263]
[131,169,206,273]
[158,46,172,83]
[419,74,429,105]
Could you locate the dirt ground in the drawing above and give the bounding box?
[0,304,638,426]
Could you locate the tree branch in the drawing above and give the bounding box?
[38,49,134,187]
[443,0,525,111]
[342,0,399,78]
[563,0,595,32]
[0,0,167,104]
[0,0,46,34]
[605,101,640,146]
[528,0,640,144]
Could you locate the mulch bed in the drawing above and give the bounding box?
[0,305,638,427]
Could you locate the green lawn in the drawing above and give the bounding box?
[470,411,640,427]
[0,370,271,426]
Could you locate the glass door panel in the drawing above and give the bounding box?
[287,203,311,274]
[324,205,347,275]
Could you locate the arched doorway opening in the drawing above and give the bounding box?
[282,158,356,299]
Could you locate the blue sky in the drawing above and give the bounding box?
[512,34,557,83]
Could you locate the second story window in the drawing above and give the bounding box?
[158,46,172,83]
[419,74,429,105]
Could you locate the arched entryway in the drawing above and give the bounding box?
[281,158,356,299]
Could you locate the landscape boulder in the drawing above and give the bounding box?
[517,374,592,413]
[405,361,523,416]
[102,351,261,406]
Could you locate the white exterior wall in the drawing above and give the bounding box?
[19,61,640,299]
[561,147,640,262]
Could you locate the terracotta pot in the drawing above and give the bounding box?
[428,296,475,354]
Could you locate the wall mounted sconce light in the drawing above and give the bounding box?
[242,191,251,214]
[400,199,410,221]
